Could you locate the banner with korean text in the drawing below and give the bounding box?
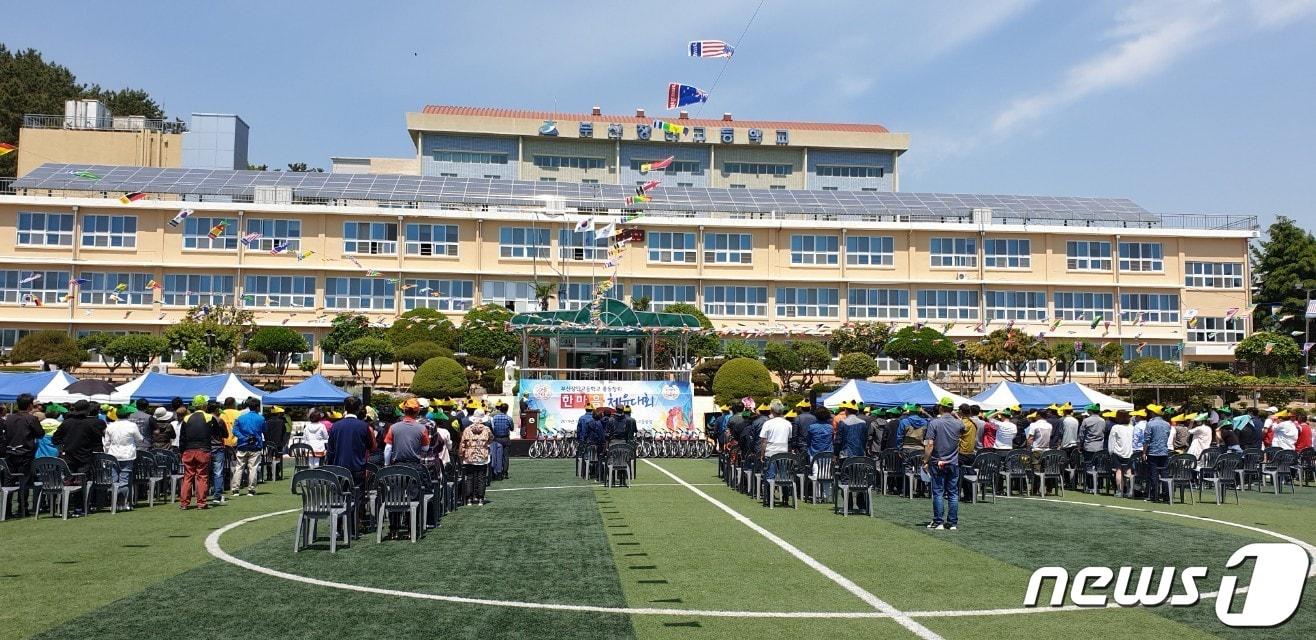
[519,378,694,436]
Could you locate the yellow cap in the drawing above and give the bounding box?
[1101,410,1117,418]
[785,410,797,418]
[1130,409,1147,418]
[795,399,810,409]
[1146,403,1164,415]
[757,403,770,411]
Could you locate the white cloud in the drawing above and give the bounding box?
[1247,0,1316,27]
[991,2,1223,135]
[924,0,1040,58]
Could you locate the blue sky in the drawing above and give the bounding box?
[5,1,1314,227]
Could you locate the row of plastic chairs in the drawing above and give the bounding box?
[576,443,635,487]
[292,461,461,552]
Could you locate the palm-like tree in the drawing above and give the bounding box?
[532,281,557,311]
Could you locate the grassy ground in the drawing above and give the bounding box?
[1,458,1312,639]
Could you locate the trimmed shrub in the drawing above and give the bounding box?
[411,356,469,398]
[711,357,774,407]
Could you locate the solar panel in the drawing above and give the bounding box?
[11,163,1162,224]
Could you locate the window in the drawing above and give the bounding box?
[440,172,458,178]
[431,150,507,164]
[162,274,234,306]
[629,159,700,173]
[821,186,838,191]
[815,165,885,178]
[1120,293,1180,323]
[703,286,767,317]
[244,218,302,252]
[81,215,137,248]
[558,282,623,311]
[291,333,316,365]
[848,288,909,319]
[1053,292,1115,322]
[1119,242,1163,272]
[17,212,74,246]
[538,177,557,182]
[405,223,458,257]
[983,238,1030,269]
[0,270,70,305]
[722,162,792,176]
[1188,317,1245,343]
[846,235,894,266]
[929,237,977,268]
[1185,262,1244,288]
[324,277,395,310]
[499,227,550,259]
[404,279,474,311]
[769,185,786,190]
[343,222,398,255]
[776,287,839,318]
[532,155,606,170]
[789,235,839,265]
[985,290,1047,321]
[647,232,697,263]
[1124,343,1181,362]
[1066,241,1111,271]
[730,184,747,189]
[79,272,153,305]
[558,228,610,261]
[481,281,537,310]
[582,179,599,184]
[704,233,753,264]
[916,289,979,320]
[244,275,316,308]
[0,328,31,354]
[631,284,696,311]
[183,216,237,250]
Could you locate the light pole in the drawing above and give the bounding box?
[204,329,216,373]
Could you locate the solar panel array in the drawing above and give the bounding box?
[13,163,1159,223]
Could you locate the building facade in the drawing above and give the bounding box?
[332,105,910,192]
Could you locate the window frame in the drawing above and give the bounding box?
[982,238,1031,269]
[1118,242,1164,273]
[847,288,909,320]
[703,233,754,265]
[498,227,550,260]
[703,285,767,317]
[16,212,75,247]
[929,237,978,268]
[324,276,396,311]
[243,218,302,252]
[1053,292,1115,322]
[789,234,839,266]
[775,287,839,318]
[404,223,459,257]
[80,214,137,249]
[403,279,474,311]
[1065,240,1112,271]
[79,272,153,305]
[342,221,399,256]
[162,274,235,307]
[985,290,1047,321]
[182,216,238,251]
[647,232,698,264]
[1184,261,1244,288]
[630,284,696,311]
[915,289,979,321]
[1120,293,1180,324]
[243,274,317,309]
[845,235,895,267]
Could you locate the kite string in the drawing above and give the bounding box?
[694,0,767,119]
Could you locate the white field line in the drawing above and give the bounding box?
[641,459,944,640]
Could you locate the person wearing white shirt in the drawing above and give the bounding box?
[102,407,146,509]
[1272,413,1299,450]
[994,416,1018,450]
[1187,420,1213,458]
[759,402,793,460]
[1025,416,1053,452]
[1107,411,1135,498]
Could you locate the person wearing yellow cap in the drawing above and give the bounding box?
[1271,408,1299,451]
[1187,412,1213,458]
[1105,409,1135,497]
[1141,403,1173,503]
[923,396,966,530]
[791,399,820,457]
[1079,405,1108,491]
[1169,413,1191,455]
[836,399,869,459]
[1024,409,1053,452]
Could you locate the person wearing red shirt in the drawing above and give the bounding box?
[1294,409,1313,452]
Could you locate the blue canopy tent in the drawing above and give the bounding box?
[971,381,1132,411]
[264,374,350,406]
[112,372,264,404]
[820,380,974,409]
[0,370,77,402]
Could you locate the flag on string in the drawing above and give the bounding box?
[1279,314,1295,322]
[113,282,128,293]
[69,277,89,288]
[636,180,661,196]
[296,250,315,261]
[1305,342,1315,355]
[652,120,687,137]
[1074,341,1085,353]
[596,221,617,239]
[343,256,363,269]
[207,219,231,239]
[1224,306,1240,321]
[0,142,15,157]
[270,241,290,255]
[667,83,709,109]
[625,195,651,206]
[365,269,382,277]
[18,273,41,284]
[1264,341,1276,355]
[574,216,594,233]
[1089,313,1103,329]
[168,209,194,227]
[1049,317,1063,331]
[1270,304,1282,317]
[146,279,162,290]
[70,170,101,180]
[639,156,675,173]
[240,232,262,246]
[24,295,42,307]
[1135,341,1147,355]
[689,40,734,58]
[118,191,146,204]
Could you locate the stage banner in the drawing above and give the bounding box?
[519,378,694,435]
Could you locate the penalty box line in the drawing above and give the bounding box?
[641,459,945,640]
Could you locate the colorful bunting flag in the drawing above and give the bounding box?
[270,241,290,255]
[146,279,162,290]
[240,232,263,246]
[365,269,382,277]
[168,209,194,227]
[1304,342,1315,355]
[24,295,42,307]
[1049,317,1063,331]
[689,40,734,58]
[596,221,617,239]
[118,191,146,204]
[207,219,231,239]
[636,180,661,195]
[667,83,709,109]
[639,156,675,173]
[70,170,101,180]
[69,277,89,288]
[0,142,16,157]
[1264,341,1276,355]
[1089,313,1103,329]
[625,194,651,206]
[1224,306,1240,321]
[18,273,41,284]
[113,282,128,293]
[1135,341,1147,355]
[652,120,687,137]
[296,249,315,261]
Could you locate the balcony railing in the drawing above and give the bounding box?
[22,114,188,134]
[0,178,14,195]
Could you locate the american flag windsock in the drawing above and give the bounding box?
[240,232,262,246]
[688,40,734,58]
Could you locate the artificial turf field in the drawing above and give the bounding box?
[2,458,1312,639]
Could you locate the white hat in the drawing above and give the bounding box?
[153,407,174,421]
[1265,406,1279,413]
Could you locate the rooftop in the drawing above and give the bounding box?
[419,105,893,134]
[7,163,1258,232]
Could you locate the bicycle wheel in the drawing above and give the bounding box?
[529,440,543,459]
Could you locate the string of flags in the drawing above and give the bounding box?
[118,191,146,204]
[688,40,734,58]
[666,83,708,109]
[168,209,194,227]
[0,142,16,157]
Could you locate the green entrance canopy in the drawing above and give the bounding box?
[509,298,702,337]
